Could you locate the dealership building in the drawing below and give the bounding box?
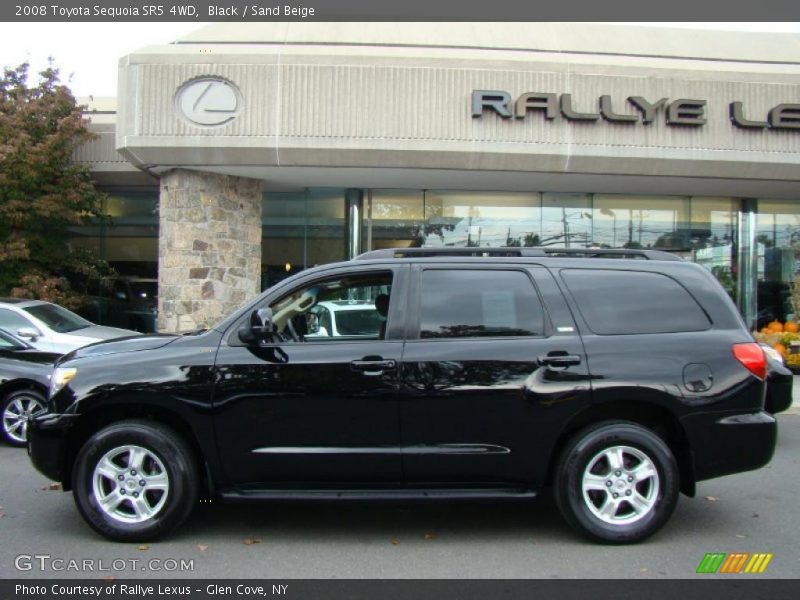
[73,23,800,332]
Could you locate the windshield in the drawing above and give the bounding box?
[23,304,93,333]
[333,309,383,335]
[0,329,26,350]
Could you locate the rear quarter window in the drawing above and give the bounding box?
[561,269,711,335]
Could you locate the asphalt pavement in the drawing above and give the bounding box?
[0,391,798,580]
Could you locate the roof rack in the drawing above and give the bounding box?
[355,247,683,261]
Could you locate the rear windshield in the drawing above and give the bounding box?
[23,304,93,334]
[561,269,711,335]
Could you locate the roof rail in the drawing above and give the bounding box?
[355,247,683,261]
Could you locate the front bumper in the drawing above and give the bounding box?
[681,410,777,482]
[27,413,78,486]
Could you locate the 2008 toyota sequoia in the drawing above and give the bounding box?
[28,247,780,544]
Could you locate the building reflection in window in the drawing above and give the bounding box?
[757,199,800,325]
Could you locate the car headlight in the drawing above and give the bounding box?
[50,367,77,397]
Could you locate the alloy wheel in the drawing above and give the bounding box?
[92,444,170,523]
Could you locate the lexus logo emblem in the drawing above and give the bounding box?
[176,78,242,126]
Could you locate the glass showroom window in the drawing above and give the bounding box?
[262,189,346,289]
[68,191,159,279]
[592,195,691,251]
[756,199,800,326]
[690,197,738,303]
[419,191,542,247]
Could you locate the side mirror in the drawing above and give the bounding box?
[17,327,40,342]
[238,308,275,344]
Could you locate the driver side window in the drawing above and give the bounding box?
[268,272,393,343]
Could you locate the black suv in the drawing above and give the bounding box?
[28,248,779,544]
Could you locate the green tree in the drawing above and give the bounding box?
[0,62,108,308]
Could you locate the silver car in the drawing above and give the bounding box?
[0,298,140,354]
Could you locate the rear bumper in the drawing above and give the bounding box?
[27,413,77,486]
[766,366,793,414]
[681,410,777,482]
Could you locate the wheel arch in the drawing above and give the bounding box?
[61,402,212,496]
[0,379,48,401]
[547,400,696,497]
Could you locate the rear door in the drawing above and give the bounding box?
[398,264,592,486]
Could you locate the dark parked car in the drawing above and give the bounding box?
[77,277,158,334]
[29,247,781,544]
[0,329,60,446]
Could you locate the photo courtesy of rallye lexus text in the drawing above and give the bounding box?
[26,247,784,544]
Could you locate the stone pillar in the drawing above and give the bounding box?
[158,169,262,333]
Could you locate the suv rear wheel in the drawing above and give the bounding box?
[72,420,198,542]
[554,421,679,544]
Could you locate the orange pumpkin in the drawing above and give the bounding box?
[785,321,799,333]
[761,327,771,334]
[773,343,788,357]
[768,320,784,333]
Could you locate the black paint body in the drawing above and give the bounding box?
[29,257,779,500]
[0,328,60,398]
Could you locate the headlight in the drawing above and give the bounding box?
[50,367,77,397]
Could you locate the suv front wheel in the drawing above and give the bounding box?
[554,421,679,544]
[72,420,198,542]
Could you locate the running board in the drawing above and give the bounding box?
[219,488,538,502]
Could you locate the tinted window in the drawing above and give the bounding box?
[561,269,710,335]
[419,270,544,339]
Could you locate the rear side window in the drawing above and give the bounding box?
[561,269,710,335]
[419,269,545,338]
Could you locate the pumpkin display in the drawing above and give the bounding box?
[784,321,799,333]
[772,343,788,357]
[768,320,784,333]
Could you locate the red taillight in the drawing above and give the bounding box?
[732,343,767,380]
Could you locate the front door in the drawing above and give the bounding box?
[213,266,407,487]
[399,265,592,486]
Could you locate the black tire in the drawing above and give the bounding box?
[1,388,46,447]
[72,419,198,542]
[553,421,679,544]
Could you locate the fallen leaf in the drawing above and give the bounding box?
[45,483,61,491]
[704,496,718,502]
[752,513,759,518]
[137,545,149,551]
[423,533,437,540]
[243,537,262,546]
[197,544,208,552]
[103,576,116,583]
[390,538,400,546]
[640,568,649,573]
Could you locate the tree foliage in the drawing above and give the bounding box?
[0,62,108,308]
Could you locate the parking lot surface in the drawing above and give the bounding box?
[1,411,798,579]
